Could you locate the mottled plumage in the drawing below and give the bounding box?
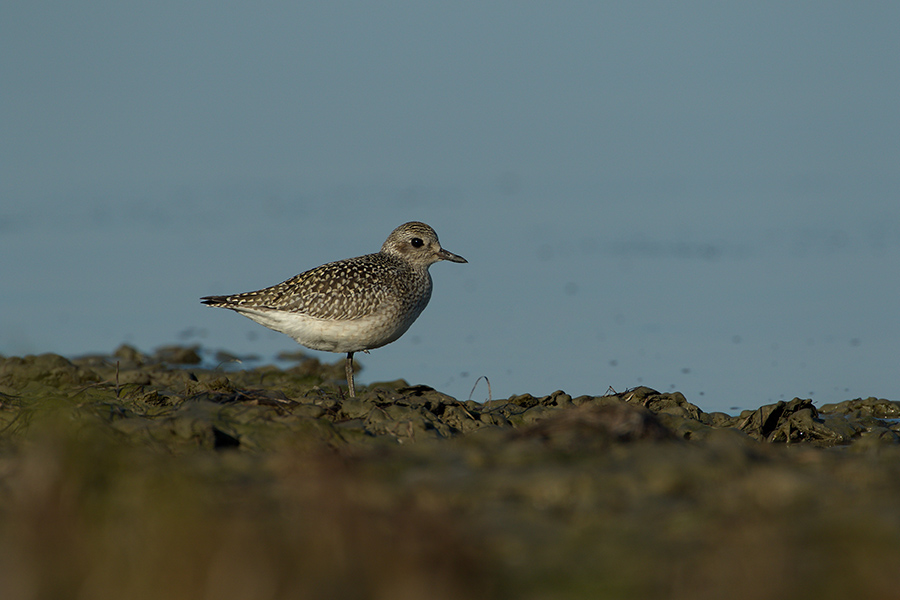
[201,221,466,396]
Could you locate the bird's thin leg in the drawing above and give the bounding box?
[346,351,356,397]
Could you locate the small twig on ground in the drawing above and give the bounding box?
[467,376,492,403]
[215,358,242,371]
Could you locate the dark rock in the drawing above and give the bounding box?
[154,345,203,365]
[514,401,673,451]
[736,398,848,445]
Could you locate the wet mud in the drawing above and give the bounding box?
[1,346,899,599]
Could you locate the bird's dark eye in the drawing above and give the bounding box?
[410,237,424,248]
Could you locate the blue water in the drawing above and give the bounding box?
[3,3,899,413]
[3,183,897,413]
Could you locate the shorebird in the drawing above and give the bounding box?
[201,221,466,396]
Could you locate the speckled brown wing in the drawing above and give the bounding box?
[201,253,421,321]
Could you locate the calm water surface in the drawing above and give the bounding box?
[2,183,897,414]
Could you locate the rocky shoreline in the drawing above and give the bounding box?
[1,346,899,599]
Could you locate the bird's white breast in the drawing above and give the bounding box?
[231,304,426,353]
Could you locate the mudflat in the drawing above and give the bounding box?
[1,346,899,599]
